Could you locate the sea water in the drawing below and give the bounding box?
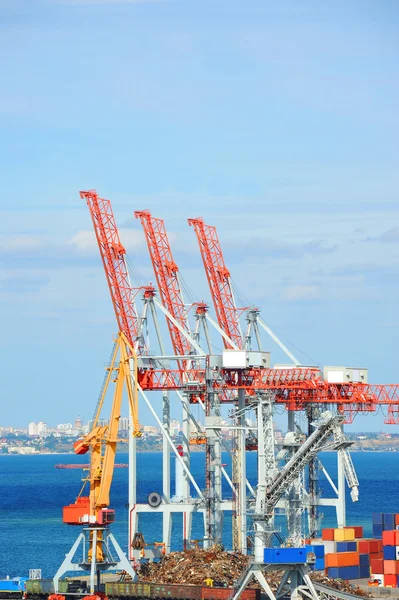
[0,451,398,578]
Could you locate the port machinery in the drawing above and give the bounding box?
[79,189,399,567]
[54,332,141,594]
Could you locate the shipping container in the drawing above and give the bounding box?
[322,528,335,541]
[359,554,370,566]
[383,560,399,575]
[371,559,384,573]
[373,524,383,539]
[359,565,370,579]
[373,513,383,525]
[336,542,357,552]
[344,526,363,538]
[384,514,396,530]
[384,546,396,560]
[327,566,360,580]
[383,531,399,546]
[306,545,324,558]
[325,552,360,568]
[384,574,398,588]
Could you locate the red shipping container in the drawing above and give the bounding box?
[345,526,363,538]
[395,515,399,527]
[371,559,384,573]
[384,561,399,575]
[322,528,335,541]
[383,531,397,546]
[385,574,397,588]
[370,541,380,553]
[358,540,373,554]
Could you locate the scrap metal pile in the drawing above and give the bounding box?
[138,547,249,586]
[137,549,371,597]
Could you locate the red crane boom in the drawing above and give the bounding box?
[80,190,142,352]
[188,218,243,350]
[135,210,193,359]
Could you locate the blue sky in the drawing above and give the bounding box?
[0,0,398,431]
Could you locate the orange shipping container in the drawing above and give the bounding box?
[322,528,335,541]
[383,531,399,546]
[325,552,360,568]
[383,561,399,575]
[395,514,399,527]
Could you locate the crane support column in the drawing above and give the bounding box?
[233,389,247,554]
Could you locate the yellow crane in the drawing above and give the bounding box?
[56,332,141,593]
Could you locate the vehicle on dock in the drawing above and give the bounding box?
[0,577,28,598]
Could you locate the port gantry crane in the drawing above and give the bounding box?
[80,190,399,562]
[135,210,251,550]
[55,332,140,595]
[188,217,362,546]
[134,209,210,551]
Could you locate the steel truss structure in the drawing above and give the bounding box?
[80,190,399,564]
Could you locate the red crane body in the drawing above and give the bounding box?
[188,218,243,350]
[80,190,142,353]
[134,210,193,360]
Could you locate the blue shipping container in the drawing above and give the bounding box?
[373,513,383,525]
[328,566,360,580]
[336,542,357,552]
[373,523,383,539]
[359,565,370,579]
[307,545,325,558]
[384,514,395,531]
[315,558,325,571]
[359,554,370,566]
[264,547,307,564]
[384,546,396,560]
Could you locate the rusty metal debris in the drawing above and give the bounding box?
[137,549,371,597]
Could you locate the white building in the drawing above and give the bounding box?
[28,422,38,436]
[119,417,129,432]
[37,422,47,437]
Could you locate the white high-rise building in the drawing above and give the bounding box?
[119,417,129,432]
[37,422,47,437]
[28,422,38,437]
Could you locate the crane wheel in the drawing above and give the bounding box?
[147,492,162,508]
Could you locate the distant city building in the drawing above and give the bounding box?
[74,415,83,430]
[119,417,129,432]
[57,423,73,433]
[142,425,159,436]
[28,422,38,436]
[37,422,47,437]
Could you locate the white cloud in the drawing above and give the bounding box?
[68,228,145,254]
[282,285,321,301]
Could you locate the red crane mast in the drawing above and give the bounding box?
[188,218,243,350]
[135,210,193,360]
[80,190,142,352]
